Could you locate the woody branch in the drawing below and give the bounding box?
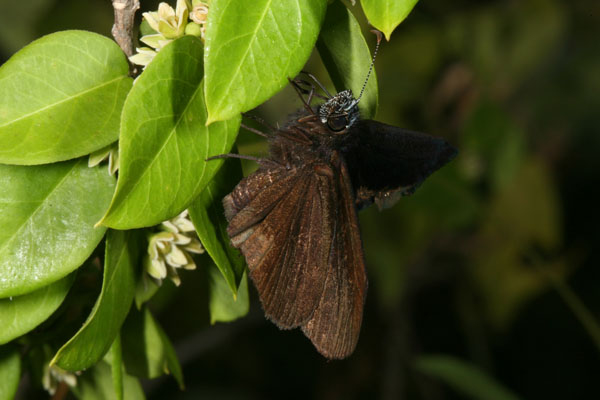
[111,0,140,58]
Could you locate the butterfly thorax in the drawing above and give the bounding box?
[268,116,351,170]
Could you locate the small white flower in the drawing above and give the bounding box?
[129,47,157,67]
[143,0,191,39]
[144,210,204,286]
[147,257,167,280]
[169,210,197,232]
[88,143,119,175]
[143,10,161,32]
[43,364,78,395]
[190,3,208,25]
[166,245,189,266]
[140,33,172,50]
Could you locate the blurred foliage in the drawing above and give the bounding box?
[415,355,521,400]
[2,0,600,399]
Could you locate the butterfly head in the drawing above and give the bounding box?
[317,30,382,134]
[318,90,360,133]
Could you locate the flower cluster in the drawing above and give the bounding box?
[144,210,204,286]
[129,0,210,67]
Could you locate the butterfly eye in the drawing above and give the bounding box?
[327,115,348,132]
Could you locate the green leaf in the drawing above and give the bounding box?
[0,273,74,344]
[188,157,245,295]
[52,230,140,371]
[400,165,481,232]
[122,307,184,388]
[415,355,521,400]
[72,361,145,400]
[187,156,250,324]
[204,0,327,123]
[0,345,21,400]
[360,0,419,41]
[100,36,240,229]
[0,160,115,298]
[485,158,560,249]
[155,313,184,390]
[109,335,124,400]
[208,265,249,324]
[0,30,132,165]
[470,158,563,329]
[461,102,525,191]
[317,1,378,119]
[134,275,160,309]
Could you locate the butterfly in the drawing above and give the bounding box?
[217,33,457,359]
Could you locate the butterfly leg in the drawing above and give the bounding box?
[206,153,262,162]
[206,153,284,169]
[242,113,276,133]
[240,123,269,138]
[289,78,317,115]
[299,70,333,98]
[291,77,330,103]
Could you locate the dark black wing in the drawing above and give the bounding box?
[301,155,367,359]
[341,119,457,209]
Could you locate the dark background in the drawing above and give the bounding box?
[2,0,599,399]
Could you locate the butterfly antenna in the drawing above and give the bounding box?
[356,30,383,104]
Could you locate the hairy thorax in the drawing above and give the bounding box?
[268,110,351,170]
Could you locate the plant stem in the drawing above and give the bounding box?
[549,274,600,353]
[111,0,140,58]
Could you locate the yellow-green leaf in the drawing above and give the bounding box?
[360,0,419,40]
[0,31,132,165]
[100,36,240,229]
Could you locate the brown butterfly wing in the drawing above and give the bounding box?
[224,165,333,329]
[224,167,295,241]
[301,156,367,359]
